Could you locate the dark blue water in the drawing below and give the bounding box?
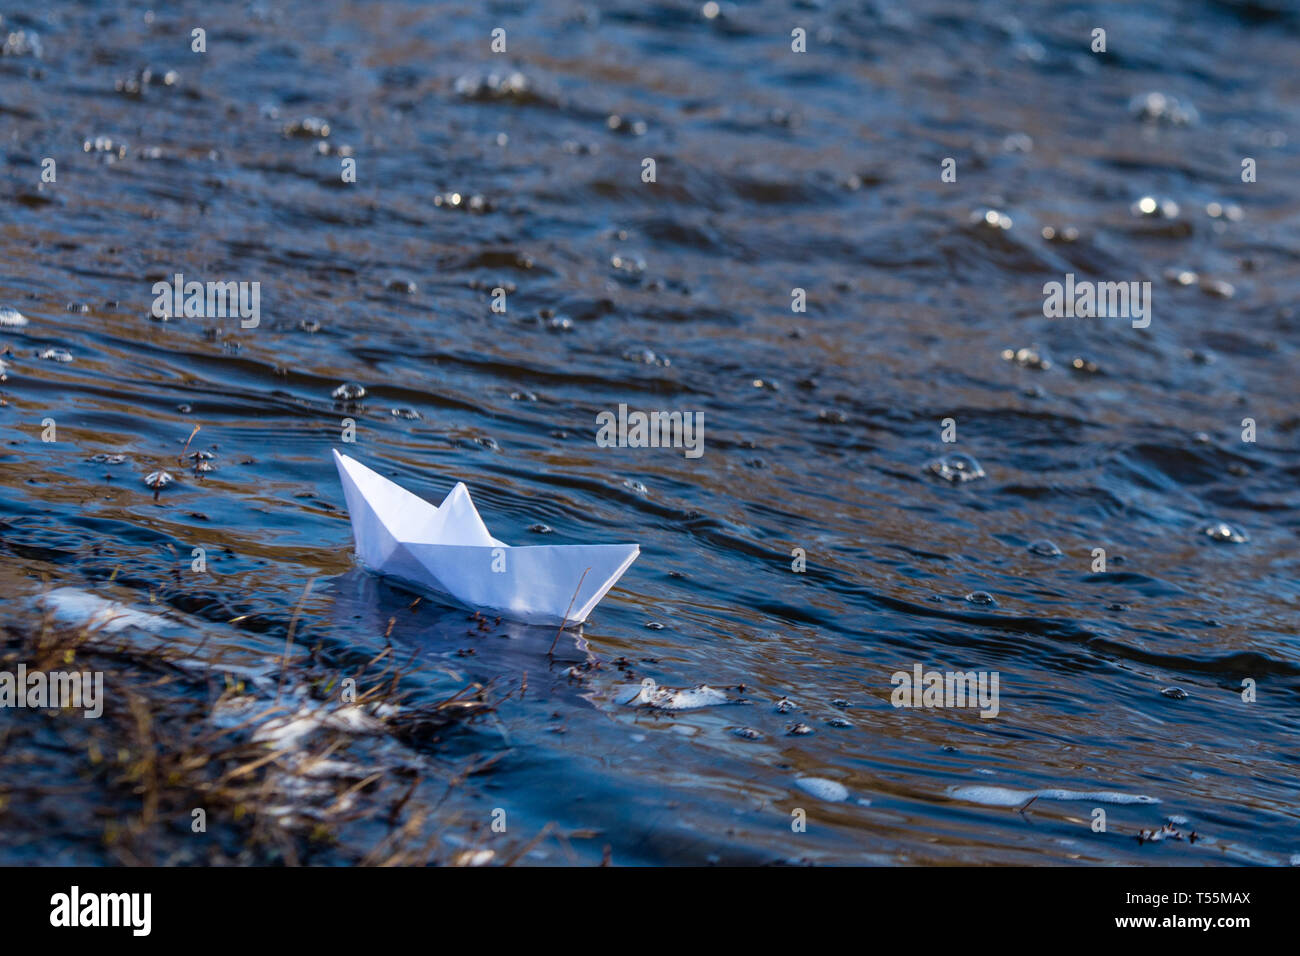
[1,0,1298,864]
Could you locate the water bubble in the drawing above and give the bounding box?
[610,253,646,275]
[825,716,853,728]
[965,591,997,607]
[433,191,491,213]
[1161,686,1188,700]
[605,114,647,136]
[623,347,669,366]
[622,479,647,495]
[1001,346,1050,370]
[115,67,177,97]
[385,278,417,294]
[1202,521,1247,544]
[731,726,763,740]
[768,108,800,129]
[1027,539,1063,557]
[528,523,553,534]
[0,306,29,328]
[282,116,330,138]
[774,698,796,713]
[144,470,173,490]
[972,208,1013,230]
[644,621,664,630]
[38,348,73,363]
[927,453,985,484]
[455,70,533,102]
[1015,39,1046,62]
[315,141,352,158]
[1205,202,1243,222]
[1041,225,1079,242]
[1199,278,1235,299]
[1002,132,1033,153]
[331,382,366,401]
[390,407,421,420]
[90,454,126,464]
[2,29,42,58]
[1132,196,1180,219]
[83,136,128,158]
[786,722,814,736]
[1130,92,1198,125]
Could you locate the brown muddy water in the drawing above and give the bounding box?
[1,0,1299,865]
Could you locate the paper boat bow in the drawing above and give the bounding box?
[333,450,639,627]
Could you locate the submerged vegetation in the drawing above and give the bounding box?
[0,588,517,866]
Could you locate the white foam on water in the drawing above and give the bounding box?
[949,785,1160,807]
[618,682,729,710]
[41,586,167,634]
[795,777,850,802]
[250,703,385,748]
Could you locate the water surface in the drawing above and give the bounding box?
[2,0,1299,864]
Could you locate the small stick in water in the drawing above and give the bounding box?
[275,577,315,704]
[548,567,591,658]
[179,424,201,460]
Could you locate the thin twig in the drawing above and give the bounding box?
[179,424,201,459]
[501,823,555,867]
[548,567,590,658]
[275,577,315,704]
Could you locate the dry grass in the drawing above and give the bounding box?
[0,597,509,866]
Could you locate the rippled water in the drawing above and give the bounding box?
[2,0,1299,864]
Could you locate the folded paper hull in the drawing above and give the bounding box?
[333,450,639,627]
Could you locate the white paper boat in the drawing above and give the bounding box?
[332,450,639,627]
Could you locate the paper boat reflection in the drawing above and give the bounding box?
[333,450,639,627]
